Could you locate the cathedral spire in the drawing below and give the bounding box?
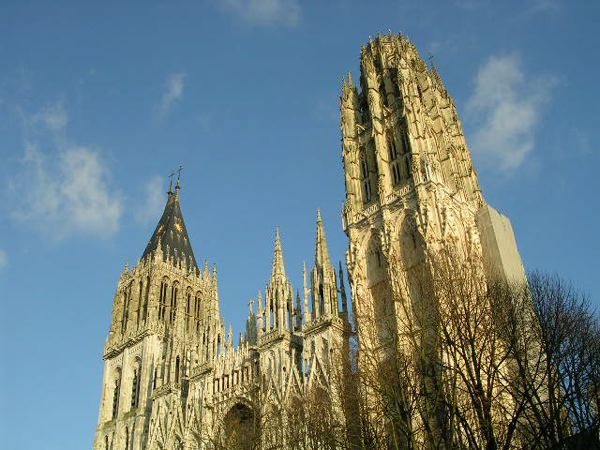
[303,261,311,323]
[271,227,287,280]
[141,177,198,271]
[315,209,331,268]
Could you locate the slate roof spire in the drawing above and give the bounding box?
[141,176,198,271]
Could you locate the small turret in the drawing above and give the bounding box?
[271,228,286,282]
[245,299,257,345]
[303,262,311,323]
[310,210,339,321]
[257,291,264,336]
[265,229,294,333]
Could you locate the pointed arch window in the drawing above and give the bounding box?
[112,370,121,419]
[169,284,178,324]
[131,368,140,409]
[159,280,168,321]
[185,292,191,332]
[175,356,181,384]
[195,294,201,333]
[388,136,402,185]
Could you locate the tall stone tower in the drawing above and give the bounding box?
[93,178,227,450]
[341,32,525,341]
[340,33,526,445]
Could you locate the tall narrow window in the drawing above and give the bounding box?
[142,276,150,323]
[131,368,140,408]
[195,295,200,333]
[112,374,121,419]
[169,285,178,324]
[402,132,412,156]
[124,427,129,450]
[136,280,143,328]
[152,368,158,390]
[121,284,132,334]
[159,281,167,321]
[185,293,191,332]
[361,158,372,203]
[404,154,411,177]
[388,137,402,185]
[175,356,180,384]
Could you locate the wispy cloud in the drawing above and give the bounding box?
[526,0,560,15]
[10,102,122,239]
[466,54,555,172]
[156,72,185,120]
[34,101,68,131]
[452,0,490,11]
[135,175,166,225]
[218,0,301,27]
[0,250,8,270]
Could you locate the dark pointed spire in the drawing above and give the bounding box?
[141,178,198,271]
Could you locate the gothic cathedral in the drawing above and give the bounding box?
[94,34,525,449]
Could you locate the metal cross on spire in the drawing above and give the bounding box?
[427,52,435,68]
[176,165,183,190]
[168,170,175,193]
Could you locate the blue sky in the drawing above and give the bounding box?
[1,1,598,448]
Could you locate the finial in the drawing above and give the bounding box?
[271,227,286,279]
[168,171,175,194]
[427,52,435,67]
[176,165,183,190]
[317,208,322,223]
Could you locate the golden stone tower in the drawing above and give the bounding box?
[341,33,525,447]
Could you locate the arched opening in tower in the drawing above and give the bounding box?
[366,235,395,349]
[223,402,257,450]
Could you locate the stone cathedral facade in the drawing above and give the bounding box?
[94,34,524,449]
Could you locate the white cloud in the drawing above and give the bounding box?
[34,101,68,131]
[157,72,185,120]
[135,175,166,225]
[466,54,554,171]
[219,0,300,27]
[11,103,122,239]
[0,250,8,270]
